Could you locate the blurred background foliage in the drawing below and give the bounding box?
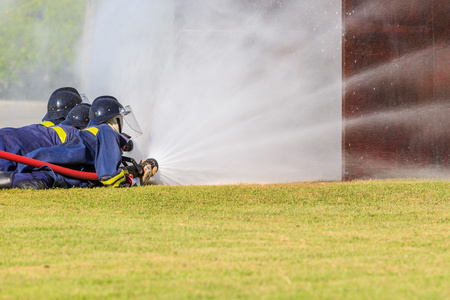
[0,0,87,100]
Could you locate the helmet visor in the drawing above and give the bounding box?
[120,105,142,138]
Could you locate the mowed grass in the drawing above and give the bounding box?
[0,180,449,299]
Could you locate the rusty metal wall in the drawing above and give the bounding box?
[343,0,450,180]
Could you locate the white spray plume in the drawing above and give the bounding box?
[79,0,342,185]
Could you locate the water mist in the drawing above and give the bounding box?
[79,0,342,185]
[342,0,450,180]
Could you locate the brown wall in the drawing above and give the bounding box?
[343,0,450,180]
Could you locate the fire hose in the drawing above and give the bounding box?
[0,150,158,183]
[0,150,98,180]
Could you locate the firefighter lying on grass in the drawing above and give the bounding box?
[0,96,158,189]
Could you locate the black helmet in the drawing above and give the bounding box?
[42,87,83,122]
[60,103,92,129]
[88,96,125,127]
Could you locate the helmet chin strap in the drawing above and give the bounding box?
[117,116,123,133]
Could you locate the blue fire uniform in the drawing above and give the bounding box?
[14,124,130,188]
[0,122,79,171]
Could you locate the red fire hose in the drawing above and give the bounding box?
[0,150,98,181]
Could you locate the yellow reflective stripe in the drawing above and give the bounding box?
[40,121,55,127]
[100,169,126,187]
[50,126,67,143]
[84,127,99,136]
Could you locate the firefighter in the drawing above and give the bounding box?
[0,102,91,172]
[0,96,156,189]
[42,87,83,126]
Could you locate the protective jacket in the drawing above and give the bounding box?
[0,122,79,171]
[16,124,129,188]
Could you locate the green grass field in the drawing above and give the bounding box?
[1,180,449,299]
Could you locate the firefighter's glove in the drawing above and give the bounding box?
[122,140,134,152]
[125,175,140,187]
[121,168,139,187]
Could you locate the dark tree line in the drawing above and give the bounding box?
[0,0,86,100]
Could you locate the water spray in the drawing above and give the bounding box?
[80,0,342,185]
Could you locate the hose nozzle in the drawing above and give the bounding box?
[140,158,158,184]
